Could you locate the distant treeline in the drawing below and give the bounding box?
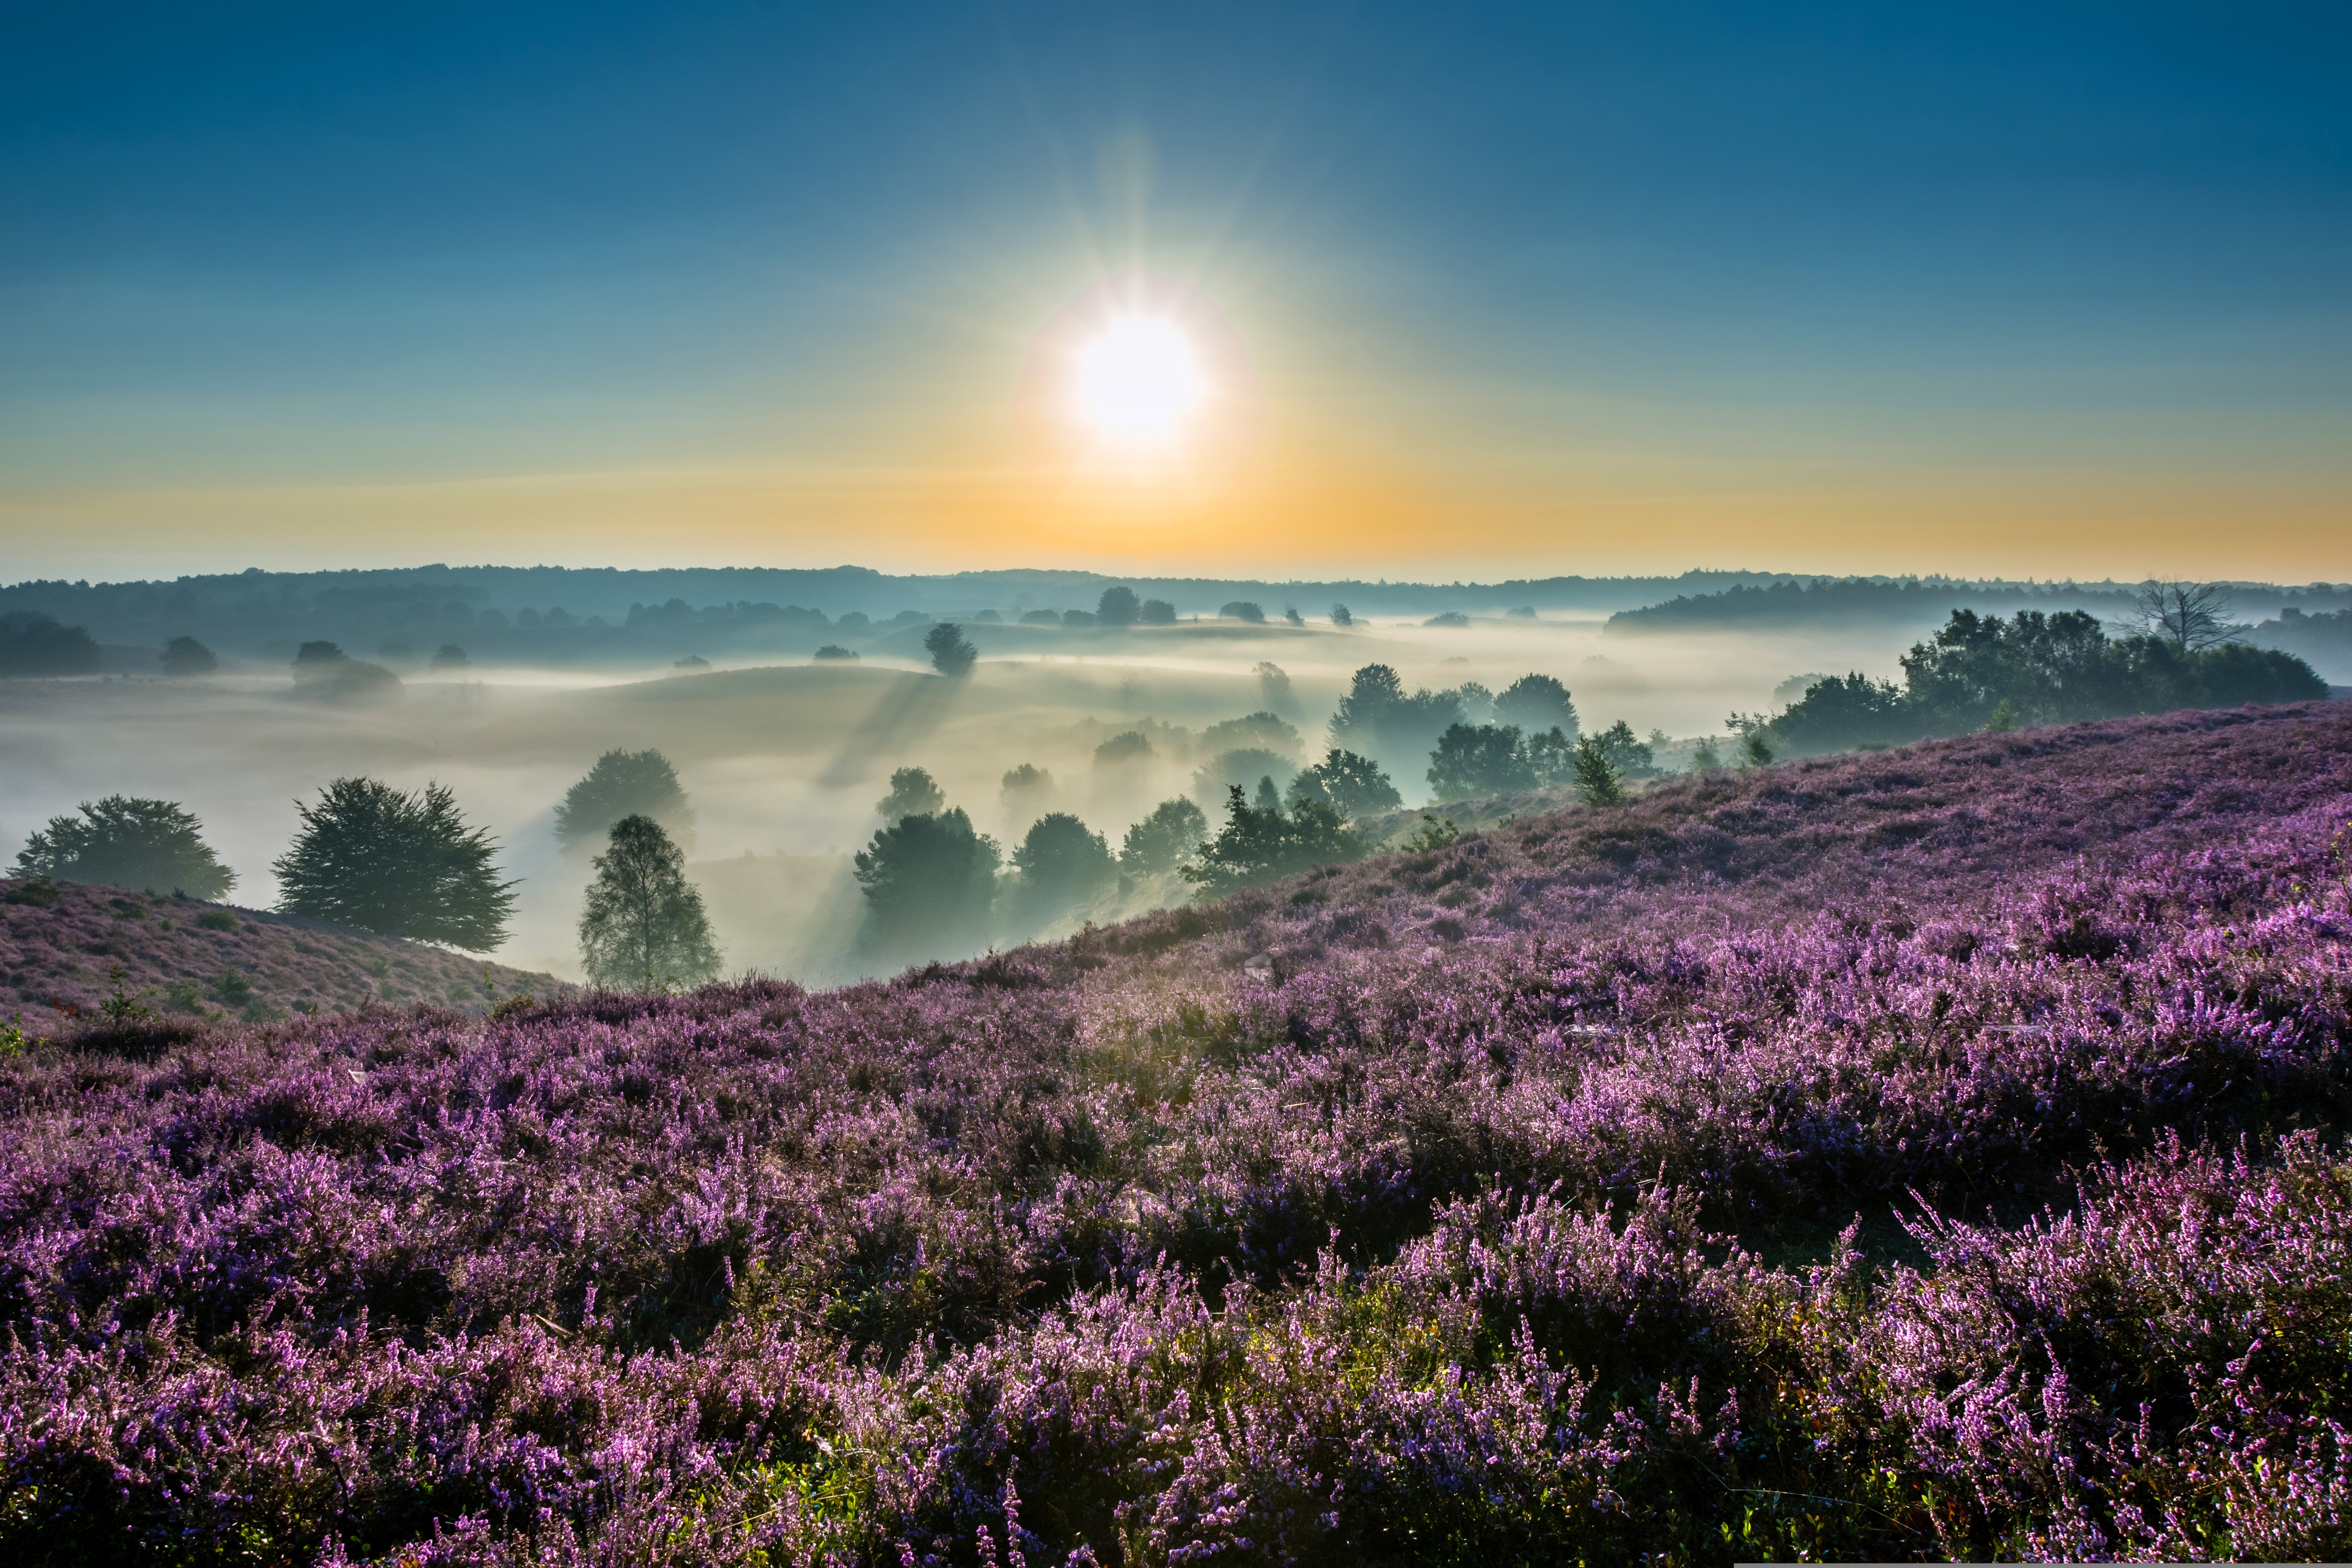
[12,563,2296,663]
[1763,609,2329,756]
[13,563,2352,675]
[0,564,1773,656]
[2252,605,2352,682]
[0,611,102,678]
[1606,576,2352,636]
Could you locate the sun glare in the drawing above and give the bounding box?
[1070,314,1207,451]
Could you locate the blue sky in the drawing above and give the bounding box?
[3,1,2347,578]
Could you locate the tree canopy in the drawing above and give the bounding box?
[852,806,999,958]
[1192,748,1297,808]
[1253,661,1298,716]
[160,636,217,677]
[1181,786,1368,896]
[2133,580,2241,653]
[1119,797,1209,877]
[555,749,695,852]
[1590,720,1659,779]
[273,778,517,950]
[1284,749,1402,818]
[14,796,236,899]
[1096,586,1140,626]
[0,611,101,678]
[1093,730,1155,765]
[1328,663,1464,770]
[290,641,401,701]
[1199,711,1303,759]
[1009,812,1116,928]
[875,766,946,822]
[1763,608,2328,756]
[999,764,1053,820]
[925,622,977,677]
[1493,674,1579,736]
[1427,724,1536,799]
[1571,735,1627,806]
[578,815,721,989]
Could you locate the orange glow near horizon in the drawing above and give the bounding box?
[10,451,2351,585]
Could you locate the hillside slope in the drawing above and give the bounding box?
[0,878,560,1032]
[1253,698,2352,955]
[1,702,2347,1563]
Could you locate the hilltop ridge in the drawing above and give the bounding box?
[0,877,561,1034]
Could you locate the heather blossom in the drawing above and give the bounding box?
[0,702,2346,1562]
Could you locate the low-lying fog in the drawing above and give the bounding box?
[0,616,1922,983]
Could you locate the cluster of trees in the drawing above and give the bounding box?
[1181,784,1364,895]
[1326,665,1584,779]
[0,611,102,677]
[1091,586,1179,626]
[12,780,525,951]
[917,587,1309,680]
[1422,717,1657,804]
[852,762,1194,956]
[553,750,719,986]
[1603,576,2141,635]
[0,618,522,685]
[14,797,236,899]
[8,746,731,993]
[850,742,1426,954]
[1004,588,1184,631]
[291,641,402,701]
[1765,595,2329,757]
[2254,603,2352,672]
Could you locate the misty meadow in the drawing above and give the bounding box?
[0,564,2348,1565]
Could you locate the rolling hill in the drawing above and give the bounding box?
[1,701,2347,1562]
[0,877,561,1034]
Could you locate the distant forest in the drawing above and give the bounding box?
[4,564,2350,677]
[1607,576,2352,681]
[1605,576,2352,634]
[0,564,1798,661]
[0,565,1772,672]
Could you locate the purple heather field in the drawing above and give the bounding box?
[3,702,2349,1565]
[0,881,560,1032]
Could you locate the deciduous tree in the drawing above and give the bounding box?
[1118,798,1209,876]
[578,815,721,989]
[555,749,695,853]
[926,622,978,677]
[853,807,998,956]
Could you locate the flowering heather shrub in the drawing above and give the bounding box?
[0,879,558,1033]
[0,702,2347,1563]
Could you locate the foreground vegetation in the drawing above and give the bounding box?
[0,703,2346,1562]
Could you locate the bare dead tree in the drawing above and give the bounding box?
[2132,580,2242,653]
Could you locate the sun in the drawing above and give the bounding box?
[1069,314,1208,451]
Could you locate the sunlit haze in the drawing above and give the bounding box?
[1070,315,1209,454]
